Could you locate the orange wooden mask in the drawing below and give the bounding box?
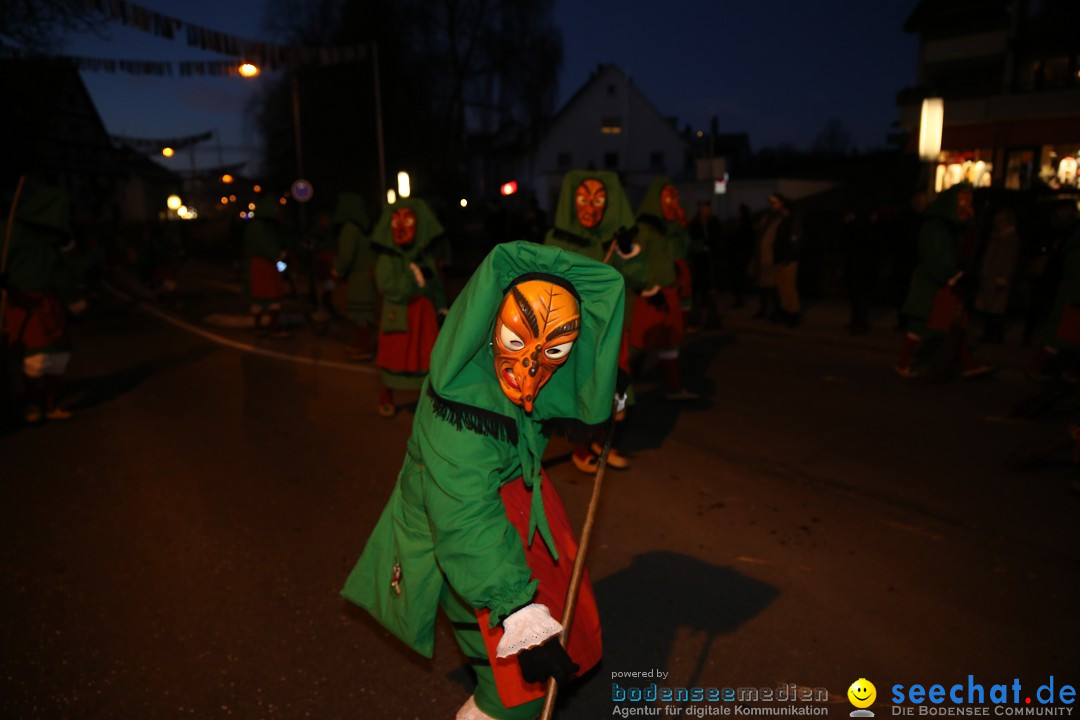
[493,279,580,413]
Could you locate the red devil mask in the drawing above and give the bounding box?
[390,207,417,246]
[575,179,607,229]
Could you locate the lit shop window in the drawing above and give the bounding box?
[601,117,622,135]
[935,155,992,193]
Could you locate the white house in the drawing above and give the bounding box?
[529,64,693,211]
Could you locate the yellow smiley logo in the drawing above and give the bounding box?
[848,678,877,709]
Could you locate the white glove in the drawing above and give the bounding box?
[496,603,562,658]
[408,262,426,289]
[616,243,641,260]
[640,284,661,297]
[615,392,627,413]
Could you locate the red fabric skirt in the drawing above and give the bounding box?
[927,287,966,332]
[675,258,693,303]
[476,471,602,707]
[629,286,684,350]
[312,249,335,281]
[376,296,438,373]
[249,257,283,300]
[1057,303,1080,345]
[4,291,68,352]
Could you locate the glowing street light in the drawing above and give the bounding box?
[238,62,260,78]
[387,189,397,205]
[161,147,175,158]
[460,198,468,208]
[918,97,944,162]
[397,171,411,199]
[221,173,235,184]
[166,194,182,211]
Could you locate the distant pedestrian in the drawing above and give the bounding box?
[754,194,801,326]
[687,200,722,326]
[2,182,86,423]
[243,196,289,338]
[974,207,1020,344]
[372,197,447,418]
[331,192,376,361]
[728,203,755,308]
[894,185,994,380]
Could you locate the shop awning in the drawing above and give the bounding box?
[942,115,1080,150]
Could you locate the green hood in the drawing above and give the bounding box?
[332,191,370,231]
[637,176,688,233]
[371,197,443,253]
[253,196,280,220]
[427,241,626,552]
[15,184,70,236]
[924,184,973,226]
[551,169,636,244]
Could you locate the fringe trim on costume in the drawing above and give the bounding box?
[427,386,518,444]
[541,415,613,444]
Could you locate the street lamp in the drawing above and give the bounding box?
[397,171,411,199]
[919,97,944,194]
[238,62,260,78]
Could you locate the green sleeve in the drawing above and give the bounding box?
[375,253,421,303]
[415,427,536,621]
[334,224,358,277]
[918,221,957,286]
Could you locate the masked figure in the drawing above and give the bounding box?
[624,176,698,401]
[244,195,289,338]
[543,170,638,473]
[370,197,448,416]
[343,242,625,720]
[331,192,376,360]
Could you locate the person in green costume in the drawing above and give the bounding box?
[342,241,625,720]
[543,169,639,474]
[330,192,377,361]
[894,184,995,379]
[243,195,289,338]
[625,176,699,401]
[371,197,447,417]
[2,182,86,423]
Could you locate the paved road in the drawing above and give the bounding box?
[2,283,1076,720]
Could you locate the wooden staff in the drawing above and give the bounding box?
[538,424,613,720]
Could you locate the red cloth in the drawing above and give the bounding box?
[249,257,283,300]
[927,286,966,332]
[629,286,684,350]
[1057,304,1080,345]
[475,471,602,707]
[312,249,335,281]
[376,296,438,373]
[675,258,693,301]
[4,291,68,352]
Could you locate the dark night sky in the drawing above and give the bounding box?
[63,0,919,178]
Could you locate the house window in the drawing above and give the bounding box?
[557,152,572,169]
[650,152,665,170]
[604,152,619,169]
[601,116,622,135]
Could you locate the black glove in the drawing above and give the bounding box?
[615,226,637,256]
[517,639,579,685]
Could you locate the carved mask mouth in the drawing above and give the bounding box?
[492,279,580,413]
[574,179,607,229]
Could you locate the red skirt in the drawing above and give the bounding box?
[629,286,684,350]
[249,257,283,300]
[376,296,438,374]
[4,291,68,352]
[476,471,602,707]
[927,287,966,332]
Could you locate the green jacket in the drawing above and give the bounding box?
[242,197,283,262]
[371,197,446,332]
[332,193,377,323]
[543,170,636,263]
[341,241,625,657]
[625,176,689,290]
[902,186,969,322]
[5,184,80,303]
